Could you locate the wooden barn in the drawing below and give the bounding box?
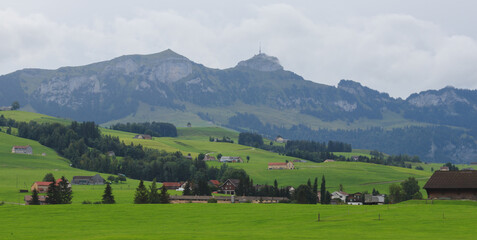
[423,170,477,200]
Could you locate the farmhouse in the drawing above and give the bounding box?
[24,195,47,205]
[364,194,386,205]
[204,155,216,161]
[12,145,33,154]
[219,179,240,195]
[347,192,364,205]
[220,156,243,163]
[133,134,152,140]
[71,174,105,185]
[331,191,349,202]
[324,159,335,163]
[423,170,477,200]
[268,162,294,170]
[31,178,70,193]
[275,136,288,143]
[163,182,182,190]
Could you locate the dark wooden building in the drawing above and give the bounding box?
[423,170,477,200]
[219,179,240,195]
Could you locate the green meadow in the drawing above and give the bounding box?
[1,200,477,239]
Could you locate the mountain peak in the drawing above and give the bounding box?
[236,53,283,72]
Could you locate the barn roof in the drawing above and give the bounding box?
[424,171,477,189]
[268,162,287,166]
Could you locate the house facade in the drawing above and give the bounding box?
[204,155,216,161]
[364,194,386,205]
[424,170,477,200]
[268,162,294,170]
[12,145,33,154]
[347,192,364,205]
[133,134,152,140]
[31,181,52,193]
[219,179,240,195]
[220,156,243,163]
[331,191,349,202]
[163,182,183,190]
[71,174,105,185]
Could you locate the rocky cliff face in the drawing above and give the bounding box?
[236,53,283,71]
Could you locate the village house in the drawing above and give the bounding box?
[220,156,243,163]
[324,159,335,163]
[275,136,288,143]
[12,145,33,154]
[423,170,477,200]
[204,155,216,161]
[267,162,295,170]
[440,166,450,171]
[71,174,105,185]
[347,192,364,205]
[133,134,152,140]
[31,178,70,193]
[162,182,183,190]
[24,195,47,205]
[331,191,349,202]
[219,179,240,195]
[364,194,386,205]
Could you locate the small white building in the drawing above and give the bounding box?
[331,191,349,202]
[220,156,243,163]
[12,145,33,154]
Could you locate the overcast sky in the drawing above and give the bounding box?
[1,0,477,98]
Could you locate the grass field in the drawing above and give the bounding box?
[1,200,477,239]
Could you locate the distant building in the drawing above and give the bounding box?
[0,106,12,111]
[324,159,335,163]
[293,159,307,163]
[331,191,349,202]
[347,192,364,205]
[364,194,385,205]
[12,145,33,154]
[31,182,53,193]
[275,136,288,143]
[424,170,477,200]
[220,156,243,163]
[440,166,449,171]
[71,174,105,185]
[219,179,240,195]
[204,155,216,161]
[268,162,294,170]
[133,134,152,140]
[24,195,47,205]
[162,182,183,190]
[107,151,115,157]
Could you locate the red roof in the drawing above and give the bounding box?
[268,162,287,166]
[162,182,182,187]
[13,145,30,149]
[34,181,53,186]
[209,180,220,186]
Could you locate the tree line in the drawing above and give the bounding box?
[110,122,178,137]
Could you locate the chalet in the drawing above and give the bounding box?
[204,155,217,161]
[347,192,363,205]
[364,194,386,205]
[268,162,294,170]
[71,174,105,185]
[31,178,70,193]
[423,170,477,200]
[219,179,240,195]
[440,166,449,171]
[162,182,182,190]
[31,181,53,193]
[12,145,33,154]
[24,195,47,205]
[324,159,335,163]
[220,156,243,163]
[331,191,349,202]
[133,134,152,140]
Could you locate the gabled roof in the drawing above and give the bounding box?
[424,171,477,189]
[34,181,53,186]
[13,145,30,149]
[162,182,182,187]
[219,179,240,188]
[268,162,287,166]
[209,180,220,186]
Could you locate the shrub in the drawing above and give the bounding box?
[207,198,218,203]
[82,200,92,204]
[93,201,102,204]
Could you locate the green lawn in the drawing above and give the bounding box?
[1,200,476,239]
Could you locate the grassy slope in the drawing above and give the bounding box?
[1,201,477,239]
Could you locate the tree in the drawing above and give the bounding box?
[58,176,72,204]
[389,184,405,204]
[102,183,115,204]
[134,180,149,204]
[159,184,170,203]
[107,175,116,183]
[400,177,420,200]
[247,155,250,163]
[444,162,459,171]
[149,179,160,203]
[183,181,192,196]
[43,173,55,182]
[6,127,11,134]
[11,101,20,110]
[30,189,40,205]
[46,182,59,204]
[320,175,326,204]
[307,178,311,188]
[217,153,222,160]
[313,177,318,195]
[274,179,279,197]
[293,184,317,204]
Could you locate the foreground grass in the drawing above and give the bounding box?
[1,200,476,239]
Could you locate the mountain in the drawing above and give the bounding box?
[1,49,477,163]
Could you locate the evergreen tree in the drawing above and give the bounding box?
[307,178,312,188]
[274,179,279,197]
[149,178,160,203]
[46,182,59,204]
[58,176,72,204]
[159,184,170,203]
[320,175,326,204]
[30,189,40,205]
[102,183,115,204]
[6,127,11,134]
[313,177,318,195]
[43,173,55,182]
[134,180,149,204]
